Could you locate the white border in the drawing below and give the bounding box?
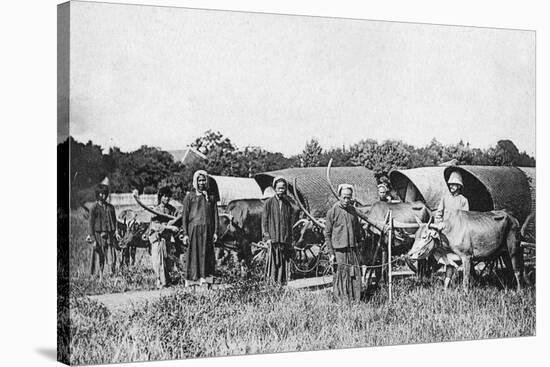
[1,1,546,366]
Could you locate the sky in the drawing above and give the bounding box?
[60,1,536,157]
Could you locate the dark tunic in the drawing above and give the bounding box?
[261,195,294,244]
[180,191,219,281]
[88,201,117,235]
[325,203,364,301]
[261,195,295,284]
[88,201,118,275]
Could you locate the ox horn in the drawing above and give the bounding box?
[326,158,340,201]
[133,193,177,221]
[293,178,325,229]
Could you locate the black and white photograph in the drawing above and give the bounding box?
[54,1,540,365]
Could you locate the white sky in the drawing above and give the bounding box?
[63,1,535,157]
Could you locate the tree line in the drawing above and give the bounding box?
[61,131,534,205]
[301,137,535,179]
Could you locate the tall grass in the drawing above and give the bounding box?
[69,277,535,365]
[66,210,536,365]
[69,211,159,295]
[68,210,245,295]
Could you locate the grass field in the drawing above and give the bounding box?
[68,278,535,365]
[64,210,536,365]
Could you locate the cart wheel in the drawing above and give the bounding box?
[292,246,317,274]
[252,247,265,263]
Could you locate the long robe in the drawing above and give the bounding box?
[324,203,363,301]
[181,191,219,281]
[261,195,294,284]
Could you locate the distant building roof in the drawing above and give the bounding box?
[169,147,207,165]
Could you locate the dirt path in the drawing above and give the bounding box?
[89,276,335,312]
[89,284,229,313]
[89,287,178,312]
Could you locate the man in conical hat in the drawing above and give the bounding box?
[86,182,118,280]
[435,170,469,222]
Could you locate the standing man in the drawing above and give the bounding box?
[180,170,219,287]
[261,176,295,285]
[324,184,364,302]
[86,183,119,280]
[147,186,178,289]
[435,170,469,288]
[436,171,469,222]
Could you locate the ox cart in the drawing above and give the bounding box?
[278,161,538,290]
[252,165,382,281]
[390,164,536,287]
[244,162,426,286]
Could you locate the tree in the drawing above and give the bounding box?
[374,140,414,178]
[190,130,237,175]
[442,140,474,165]
[418,138,445,166]
[517,151,536,167]
[319,146,353,167]
[69,137,109,189]
[349,139,413,179]
[300,138,323,167]
[107,145,183,193]
[491,139,521,166]
[231,146,294,177]
[349,139,379,168]
[190,130,236,156]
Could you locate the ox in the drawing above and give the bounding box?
[216,199,264,276]
[361,201,433,281]
[324,160,432,283]
[408,210,528,290]
[116,209,150,267]
[217,196,317,276]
